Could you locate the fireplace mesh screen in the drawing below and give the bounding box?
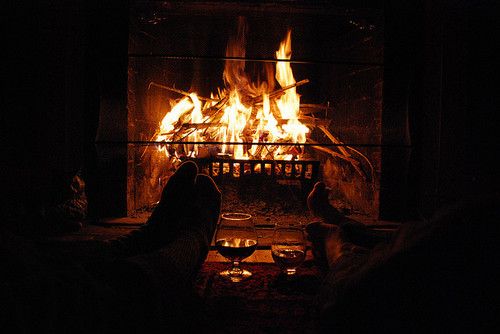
[121,1,383,219]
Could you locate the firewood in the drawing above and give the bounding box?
[174,116,329,133]
[254,102,328,109]
[269,79,310,98]
[299,104,332,115]
[276,116,331,128]
[307,139,365,179]
[318,125,351,158]
[300,103,330,110]
[252,79,310,104]
[148,82,219,102]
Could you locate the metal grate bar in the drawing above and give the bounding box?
[193,158,320,182]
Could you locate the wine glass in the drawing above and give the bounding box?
[215,213,258,282]
[271,224,306,276]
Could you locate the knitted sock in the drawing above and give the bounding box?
[192,173,221,246]
[110,161,198,257]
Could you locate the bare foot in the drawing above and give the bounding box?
[305,221,342,271]
[307,182,343,225]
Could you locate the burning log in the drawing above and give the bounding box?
[252,102,330,115]
[269,79,309,98]
[308,138,364,176]
[160,116,330,134]
[318,125,351,158]
[299,103,331,116]
[148,82,220,102]
[281,116,331,127]
[300,103,330,110]
[252,79,310,104]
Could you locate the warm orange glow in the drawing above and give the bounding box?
[156,27,309,161]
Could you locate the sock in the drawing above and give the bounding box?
[110,161,198,257]
[191,173,221,246]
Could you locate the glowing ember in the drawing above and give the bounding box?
[156,24,310,161]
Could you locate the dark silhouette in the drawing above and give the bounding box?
[306,181,497,332]
[1,161,221,333]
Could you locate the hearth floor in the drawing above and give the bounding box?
[37,214,399,252]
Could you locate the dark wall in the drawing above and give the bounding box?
[3,2,34,220]
[3,1,89,221]
[465,1,498,199]
[91,1,129,217]
[2,0,128,223]
[381,0,496,220]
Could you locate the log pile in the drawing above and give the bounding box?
[149,80,374,182]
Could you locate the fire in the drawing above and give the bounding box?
[156,25,309,161]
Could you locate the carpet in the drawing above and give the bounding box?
[194,260,322,333]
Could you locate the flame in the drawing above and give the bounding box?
[156,26,309,161]
[275,30,309,146]
[220,90,251,159]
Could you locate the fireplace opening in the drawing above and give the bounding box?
[97,1,385,224]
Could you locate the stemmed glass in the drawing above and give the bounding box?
[271,224,306,276]
[215,213,258,282]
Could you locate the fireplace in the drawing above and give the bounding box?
[96,1,387,222]
[3,0,485,238]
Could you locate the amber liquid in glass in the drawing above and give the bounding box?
[216,238,257,261]
[272,248,306,271]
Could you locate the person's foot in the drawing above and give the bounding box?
[110,161,199,257]
[191,173,221,246]
[154,160,199,219]
[305,221,341,272]
[306,182,381,270]
[307,182,344,225]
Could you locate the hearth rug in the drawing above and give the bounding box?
[194,261,321,333]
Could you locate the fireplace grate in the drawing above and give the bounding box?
[193,158,320,182]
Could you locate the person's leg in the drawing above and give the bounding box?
[192,173,221,246]
[306,182,394,273]
[149,160,198,227]
[129,172,222,277]
[307,181,390,250]
[91,170,221,331]
[305,221,341,272]
[124,170,221,294]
